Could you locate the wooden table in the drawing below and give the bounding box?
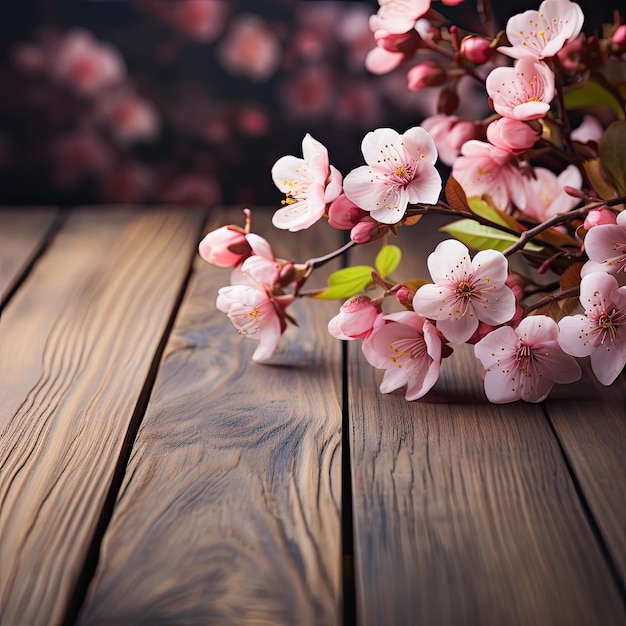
[1,206,624,626]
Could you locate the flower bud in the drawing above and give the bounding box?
[395,286,415,308]
[486,118,540,154]
[583,208,617,230]
[198,225,251,268]
[407,61,448,91]
[328,295,381,340]
[350,218,379,243]
[328,193,368,230]
[460,36,492,64]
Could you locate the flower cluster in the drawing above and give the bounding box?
[200,0,626,404]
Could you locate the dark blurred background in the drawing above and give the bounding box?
[0,0,617,209]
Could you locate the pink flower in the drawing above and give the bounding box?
[216,277,292,363]
[421,114,477,166]
[365,46,408,75]
[452,140,526,211]
[486,118,540,154]
[520,164,582,222]
[361,311,442,400]
[199,226,252,268]
[328,295,382,340]
[98,91,160,145]
[582,211,626,277]
[413,239,516,344]
[271,133,343,232]
[407,61,448,90]
[369,0,431,35]
[52,29,125,95]
[51,131,113,189]
[475,315,581,403]
[169,0,228,43]
[498,0,585,60]
[558,272,626,385]
[217,14,282,82]
[342,126,441,224]
[486,57,555,121]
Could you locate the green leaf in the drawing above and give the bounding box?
[440,220,544,253]
[313,265,374,300]
[564,79,625,120]
[375,244,402,279]
[467,196,522,232]
[599,121,626,195]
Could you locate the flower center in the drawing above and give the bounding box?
[455,280,473,298]
[516,342,534,377]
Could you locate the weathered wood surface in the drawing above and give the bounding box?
[78,209,344,625]
[348,224,625,625]
[0,208,205,626]
[546,369,626,587]
[0,208,58,305]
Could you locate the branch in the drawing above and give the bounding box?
[523,286,580,315]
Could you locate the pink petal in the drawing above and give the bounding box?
[437,313,478,344]
[427,239,473,286]
[405,163,442,205]
[402,126,438,164]
[558,314,596,356]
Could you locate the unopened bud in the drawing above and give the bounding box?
[460,36,492,64]
[407,60,448,91]
[583,208,617,230]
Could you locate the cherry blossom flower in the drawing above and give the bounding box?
[498,0,585,60]
[486,118,541,154]
[520,164,582,222]
[475,315,581,403]
[216,276,293,363]
[271,133,343,232]
[361,311,442,401]
[571,114,604,144]
[451,140,526,211]
[51,131,113,189]
[217,14,282,82]
[342,127,442,224]
[328,295,382,340]
[198,226,253,268]
[413,239,517,344]
[369,0,431,35]
[97,91,160,145]
[169,0,228,43]
[421,114,477,166]
[486,57,555,121]
[52,29,125,96]
[581,211,626,278]
[558,272,626,385]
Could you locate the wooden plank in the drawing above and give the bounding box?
[0,208,58,304]
[78,209,344,625]
[0,207,205,626]
[348,223,625,625]
[546,369,626,586]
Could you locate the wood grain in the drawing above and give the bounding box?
[545,369,626,586]
[0,208,58,303]
[0,208,205,626]
[78,209,344,625]
[348,221,625,625]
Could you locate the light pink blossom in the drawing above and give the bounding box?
[216,278,292,363]
[342,126,441,224]
[582,211,626,277]
[486,57,555,121]
[413,239,517,343]
[169,0,228,43]
[421,114,477,166]
[271,133,343,232]
[498,0,585,60]
[217,14,282,82]
[475,315,581,403]
[98,91,160,145]
[369,0,431,35]
[558,272,626,385]
[328,295,382,340]
[520,164,582,222]
[452,140,526,211]
[52,29,125,95]
[486,118,540,154]
[361,311,442,400]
